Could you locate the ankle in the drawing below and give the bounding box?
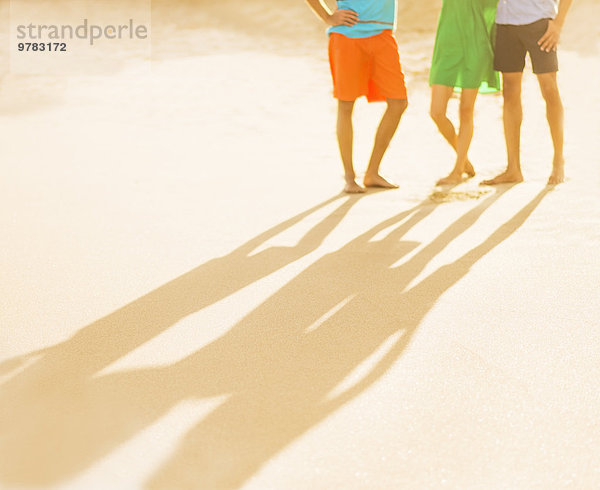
[453,161,467,173]
[364,170,380,179]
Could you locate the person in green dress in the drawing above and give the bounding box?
[429,0,500,185]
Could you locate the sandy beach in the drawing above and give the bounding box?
[1,0,600,488]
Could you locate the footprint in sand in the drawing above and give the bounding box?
[429,188,493,204]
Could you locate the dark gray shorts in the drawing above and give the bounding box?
[494,19,559,74]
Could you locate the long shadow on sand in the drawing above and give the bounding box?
[0,186,549,488]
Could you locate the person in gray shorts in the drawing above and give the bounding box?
[482,0,574,186]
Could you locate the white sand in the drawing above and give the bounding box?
[1,1,600,488]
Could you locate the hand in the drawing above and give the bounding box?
[538,19,561,52]
[327,9,359,27]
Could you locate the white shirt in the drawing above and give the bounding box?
[496,0,558,26]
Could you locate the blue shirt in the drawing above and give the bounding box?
[328,0,397,38]
[496,0,557,26]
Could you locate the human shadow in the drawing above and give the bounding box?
[144,185,549,489]
[0,193,362,484]
[0,194,354,375]
[0,186,549,489]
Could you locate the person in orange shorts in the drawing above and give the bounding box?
[306,0,408,193]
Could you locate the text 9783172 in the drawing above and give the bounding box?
[17,42,67,52]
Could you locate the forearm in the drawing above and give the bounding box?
[555,0,574,28]
[305,0,333,24]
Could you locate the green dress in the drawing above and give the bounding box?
[429,0,500,92]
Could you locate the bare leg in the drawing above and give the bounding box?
[537,72,565,185]
[337,100,364,193]
[434,88,479,185]
[430,85,476,183]
[363,98,407,189]
[482,72,524,185]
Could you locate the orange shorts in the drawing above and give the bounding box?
[328,30,408,102]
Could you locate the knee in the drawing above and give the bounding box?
[540,82,561,105]
[503,92,522,111]
[429,106,445,124]
[388,98,408,116]
[503,86,521,105]
[502,79,522,104]
[458,103,475,123]
[338,100,355,117]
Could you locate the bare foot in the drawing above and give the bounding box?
[481,170,524,185]
[464,160,476,178]
[344,179,366,194]
[548,158,565,185]
[363,174,398,189]
[436,171,464,186]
